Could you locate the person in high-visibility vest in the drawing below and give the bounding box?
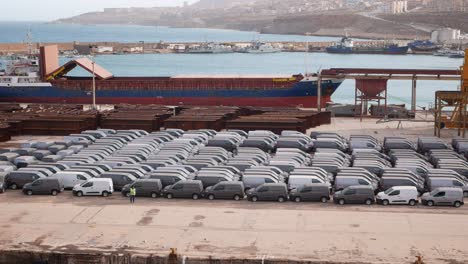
[130,186,136,203]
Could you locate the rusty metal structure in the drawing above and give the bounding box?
[0,103,330,142]
[100,104,174,131]
[226,110,331,134]
[0,104,99,136]
[319,68,461,117]
[164,106,241,131]
[354,79,388,120]
[434,49,468,137]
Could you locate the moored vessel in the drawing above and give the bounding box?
[237,42,281,53]
[326,37,409,55]
[0,45,343,108]
[186,42,233,54]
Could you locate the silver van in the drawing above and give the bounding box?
[289,183,330,203]
[333,185,375,205]
[427,177,468,196]
[196,174,232,188]
[149,172,187,185]
[243,175,279,190]
[121,179,163,198]
[22,178,65,196]
[162,180,204,200]
[5,171,44,189]
[99,172,136,191]
[204,181,245,201]
[246,183,289,202]
[334,176,377,192]
[421,187,464,207]
[0,173,6,193]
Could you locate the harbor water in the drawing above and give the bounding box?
[1,22,464,108]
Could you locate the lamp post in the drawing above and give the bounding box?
[139,41,145,54]
[91,54,96,110]
[305,32,311,75]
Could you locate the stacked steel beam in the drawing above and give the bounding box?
[226,108,329,134]
[164,106,241,131]
[0,104,99,136]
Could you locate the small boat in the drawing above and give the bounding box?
[433,48,465,58]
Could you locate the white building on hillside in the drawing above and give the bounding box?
[382,0,408,13]
[431,28,463,44]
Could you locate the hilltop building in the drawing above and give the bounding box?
[383,0,408,13]
[424,0,468,12]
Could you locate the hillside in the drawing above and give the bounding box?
[379,12,468,33]
[55,1,462,40]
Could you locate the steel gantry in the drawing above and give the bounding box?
[434,49,468,137]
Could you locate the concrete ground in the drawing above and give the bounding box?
[1,116,468,263]
[0,191,467,264]
[309,114,461,142]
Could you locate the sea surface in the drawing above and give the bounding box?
[1,22,464,108]
[0,21,339,43]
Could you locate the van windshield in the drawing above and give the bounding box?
[384,188,394,194]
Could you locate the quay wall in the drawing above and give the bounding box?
[0,250,365,264]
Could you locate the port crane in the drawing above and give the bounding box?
[434,49,468,137]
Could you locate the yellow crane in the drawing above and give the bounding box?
[434,49,468,137]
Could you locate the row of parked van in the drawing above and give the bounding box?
[307,133,468,196]
[0,129,466,208]
[12,173,465,208]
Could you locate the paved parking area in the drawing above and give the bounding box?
[309,115,460,141]
[0,191,467,263]
[1,117,467,263]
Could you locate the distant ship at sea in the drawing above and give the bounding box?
[238,41,282,53]
[186,42,233,54]
[326,37,409,55]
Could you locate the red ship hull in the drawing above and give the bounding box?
[0,96,332,108]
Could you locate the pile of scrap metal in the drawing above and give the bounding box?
[326,103,361,117]
[100,104,175,132]
[370,104,415,118]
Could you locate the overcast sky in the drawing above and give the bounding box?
[1,0,199,21]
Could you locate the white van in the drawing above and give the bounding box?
[376,186,418,206]
[72,178,114,197]
[52,171,91,189]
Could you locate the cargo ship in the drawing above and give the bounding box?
[408,40,441,54]
[0,46,343,108]
[326,37,409,55]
